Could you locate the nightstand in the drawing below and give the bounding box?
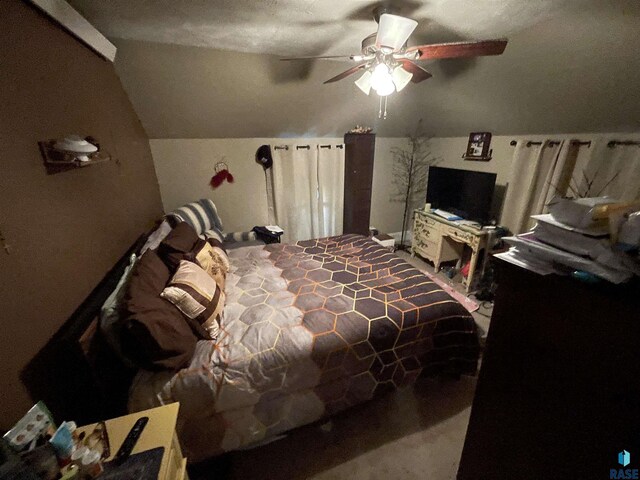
[372,233,395,250]
[76,403,188,480]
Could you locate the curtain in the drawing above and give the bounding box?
[501,141,550,234]
[271,146,318,243]
[270,144,345,243]
[532,139,580,216]
[579,141,640,201]
[317,145,345,238]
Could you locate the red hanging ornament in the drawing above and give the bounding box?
[210,161,233,188]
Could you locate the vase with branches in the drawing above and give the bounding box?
[390,120,440,251]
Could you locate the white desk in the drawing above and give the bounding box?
[411,210,489,293]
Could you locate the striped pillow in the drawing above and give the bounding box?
[223,231,258,243]
[160,260,224,339]
[167,199,224,240]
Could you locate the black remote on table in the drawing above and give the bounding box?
[112,416,149,465]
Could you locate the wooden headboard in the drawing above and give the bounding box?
[21,233,149,425]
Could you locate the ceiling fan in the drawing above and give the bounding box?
[281,6,508,118]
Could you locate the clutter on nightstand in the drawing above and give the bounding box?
[497,197,640,283]
[1,402,186,480]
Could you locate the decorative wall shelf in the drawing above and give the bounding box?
[462,154,492,162]
[38,140,111,175]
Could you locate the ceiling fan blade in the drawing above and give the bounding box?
[407,39,508,59]
[399,60,432,83]
[323,64,368,84]
[280,54,359,61]
[376,14,418,51]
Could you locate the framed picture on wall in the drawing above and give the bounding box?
[464,132,492,161]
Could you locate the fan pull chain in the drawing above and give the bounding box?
[377,97,389,119]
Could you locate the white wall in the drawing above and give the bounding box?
[151,138,341,232]
[369,138,407,234]
[151,137,408,234]
[151,131,639,236]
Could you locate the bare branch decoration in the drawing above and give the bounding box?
[390,120,441,250]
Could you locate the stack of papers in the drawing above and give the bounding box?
[502,234,632,283]
[497,198,640,283]
[531,214,608,259]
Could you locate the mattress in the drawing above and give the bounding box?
[129,234,479,461]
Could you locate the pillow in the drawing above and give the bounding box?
[167,199,224,240]
[193,238,230,290]
[140,220,172,255]
[122,250,198,371]
[157,222,200,271]
[99,253,137,366]
[161,260,225,339]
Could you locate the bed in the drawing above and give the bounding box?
[128,233,479,461]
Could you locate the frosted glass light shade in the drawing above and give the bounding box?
[392,65,413,92]
[374,77,395,96]
[371,64,396,96]
[355,71,372,95]
[376,14,418,51]
[371,64,391,89]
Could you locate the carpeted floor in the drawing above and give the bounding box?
[189,376,477,480]
[188,251,491,480]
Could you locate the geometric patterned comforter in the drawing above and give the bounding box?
[128,235,479,461]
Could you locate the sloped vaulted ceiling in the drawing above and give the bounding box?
[71,0,640,138]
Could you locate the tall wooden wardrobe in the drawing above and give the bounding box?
[343,132,376,236]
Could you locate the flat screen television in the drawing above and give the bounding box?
[426,166,497,225]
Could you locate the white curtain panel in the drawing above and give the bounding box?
[317,145,345,238]
[271,146,319,243]
[579,141,640,201]
[269,144,345,243]
[533,139,581,216]
[501,140,551,234]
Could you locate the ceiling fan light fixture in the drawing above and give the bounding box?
[391,65,413,92]
[355,70,372,95]
[376,14,418,51]
[370,63,391,87]
[374,77,395,96]
[370,63,395,96]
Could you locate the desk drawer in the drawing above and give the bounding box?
[414,237,438,259]
[414,220,438,240]
[414,212,438,229]
[442,225,475,244]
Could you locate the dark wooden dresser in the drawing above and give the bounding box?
[458,259,640,480]
[343,132,375,236]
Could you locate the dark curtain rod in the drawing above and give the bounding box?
[509,140,592,148]
[273,144,344,150]
[607,140,640,148]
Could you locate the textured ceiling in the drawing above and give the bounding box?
[68,0,640,138]
[70,0,593,57]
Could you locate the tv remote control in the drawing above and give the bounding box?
[112,416,148,465]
